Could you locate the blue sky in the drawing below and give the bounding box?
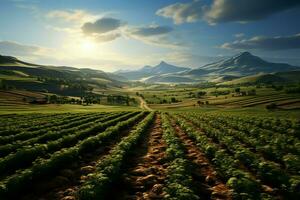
[0,0,300,71]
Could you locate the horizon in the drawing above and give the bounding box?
[1,50,299,73]
[0,0,300,72]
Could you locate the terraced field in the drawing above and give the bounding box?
[0,111,299,199]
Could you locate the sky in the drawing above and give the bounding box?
[0,0,300,72]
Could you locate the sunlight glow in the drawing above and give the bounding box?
[81,39,96,53]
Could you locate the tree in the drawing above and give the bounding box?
[196,91,206,98]
[235,88,240,93]
[197,100,203,106]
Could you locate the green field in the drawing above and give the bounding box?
[0,111,299,200]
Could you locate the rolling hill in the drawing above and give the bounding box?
[219,71,300,85]
[0,54,125,96]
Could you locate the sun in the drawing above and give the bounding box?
[81,39,96,53]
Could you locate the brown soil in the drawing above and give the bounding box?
[168,115,232,200]
[112,114,167,200]
[20,115,146,200]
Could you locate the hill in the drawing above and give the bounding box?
[0,55,125,96]
[220,71,300,85]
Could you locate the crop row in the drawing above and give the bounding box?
[0,112,127,158]
[78,112,154,199]
[186,113,300,173]
[220,114,299,138]
[0,112,138,180]
[0,112,107,144]
[0,113,80,136]
[0,111,147,199]
[160,113,200,200]
[175,114,299,199]
[173,114,273,199]
[0,113,66,127]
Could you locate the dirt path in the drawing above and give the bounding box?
[169,116,232,200]
[112,114,167,200]
[139,96,153,111]
[20,115,146,200]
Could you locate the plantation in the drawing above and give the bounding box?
[0,111,299,200]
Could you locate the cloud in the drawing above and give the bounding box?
[95,32,121,43]
[129,25,173,37]
[156,1,204,24]
[82,17,124,35]
[157,0,300,24]
[126,25,181,48]
[221,33,300,50]
[46,9,92,23]
[0,41,43,56]
[234,33,245,38]
[165,51,226,67]
[206,0,300,24]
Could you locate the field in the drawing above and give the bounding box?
[0,111,299,200]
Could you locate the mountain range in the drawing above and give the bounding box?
[115,52,299,83]
[1,51,299,92]
[116,61,189,81]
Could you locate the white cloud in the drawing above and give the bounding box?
[221,33,300,50]
[234,33,245,38]
[156,1,204,24]
[46,9,95,24]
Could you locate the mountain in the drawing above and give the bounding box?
[115,52,299,84]
[115,61,190,80]
[186,52,299,77]
[143,74,195,83]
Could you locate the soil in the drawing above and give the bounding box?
[169,116,232,200]
[112,114,167,200]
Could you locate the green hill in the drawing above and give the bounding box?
[0,55,125,96]
[219,71,300,85]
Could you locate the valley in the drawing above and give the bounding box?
[0,52,299,200]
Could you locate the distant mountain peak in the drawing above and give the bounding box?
[238,51,252,56]
[187,51,299,77]
[159,61,167,65]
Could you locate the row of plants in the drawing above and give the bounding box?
[187,113,300,174]
[209,113,299,139]
[0,112,99,143]
[161,113,200,200]
[0,113,68,128]
[178,114,300,198]
[0,113,80,136]
[0,112,126,158]
[77,112,155,199]
[0,112,139,180]
[242,116,299,139]
[0,111,148,199]
[173,114,272,199]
